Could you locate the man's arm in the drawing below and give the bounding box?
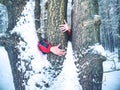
[38,40,66,56]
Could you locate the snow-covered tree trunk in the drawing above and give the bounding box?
[4,37,25,90]
[46,0,68,77]
[0,0,28,90]
[72,0,105,90]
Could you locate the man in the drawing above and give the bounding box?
[38,20,71,56]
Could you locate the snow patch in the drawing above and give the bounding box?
[49,42,82,90]
[0,47,15,90]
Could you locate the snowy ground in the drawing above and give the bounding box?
[102,71,120,90]
[0,0,120,90]
[0,47,15,90]
[102,50,120,90]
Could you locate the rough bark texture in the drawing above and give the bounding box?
[34,0,40,30]
[75,52,106,90]
[0,34,26,90]
[72,0,104,90]
[72,0,99,51]
[0,0,28,90]
[46,0,68,77]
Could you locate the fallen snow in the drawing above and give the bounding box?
[102,71,120,90]
[102,50,120,90]
[0,47,15,90]
[49,42,82,90]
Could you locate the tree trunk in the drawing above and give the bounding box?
[4,35,25,90]
[72,0,104,90]
[76,53,106,90]
[0,0,28,90]
[72,0,99,51]
[34,0,40,30]
[46,0,68,77]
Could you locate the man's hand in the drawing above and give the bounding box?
[50,44,66,56]
[59,20,71,32]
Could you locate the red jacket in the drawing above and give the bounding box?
[67,29,71,36]
[38,40,52,54]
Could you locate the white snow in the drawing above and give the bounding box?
[89,43,107,56]
[102,71,120,90]
[0,0,120,90]
[49,42,82,90]
[0,47,15,90]
[102,50,120,90]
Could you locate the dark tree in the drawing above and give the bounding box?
[46,0,68,77]
[34,0,40,30]
[72,0,105,90]
[0,0,28,90]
